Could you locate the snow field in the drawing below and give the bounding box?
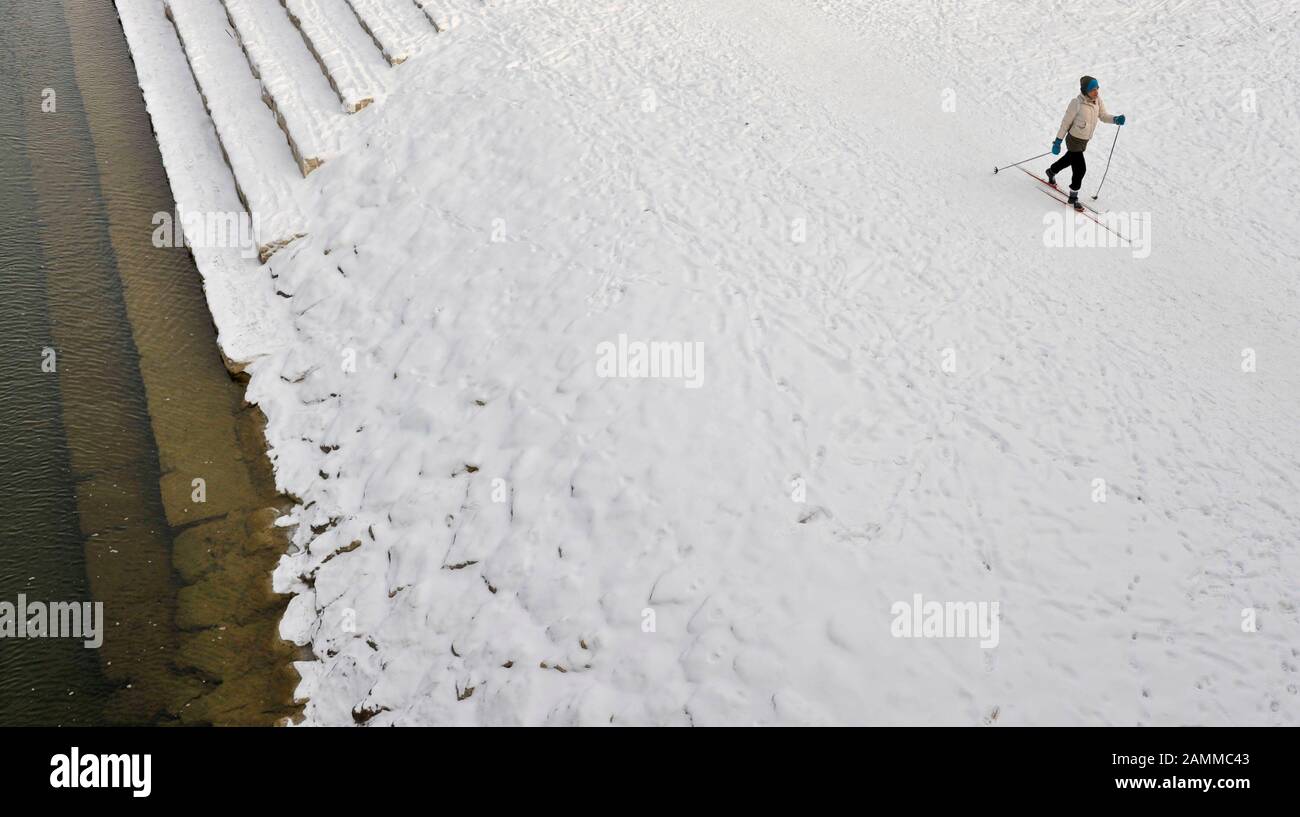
[121,0,1300,724]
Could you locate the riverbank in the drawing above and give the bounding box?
[110,0,442,723]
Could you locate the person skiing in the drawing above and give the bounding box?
[1046,75,1125,210]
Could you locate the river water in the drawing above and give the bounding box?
[0,0,297,725]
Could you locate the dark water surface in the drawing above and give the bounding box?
[0,0,150,725]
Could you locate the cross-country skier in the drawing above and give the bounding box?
[1047,75,1125,210]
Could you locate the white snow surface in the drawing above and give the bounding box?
[132,0,1300,725]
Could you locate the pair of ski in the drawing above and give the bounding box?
[1018,166,1130,243]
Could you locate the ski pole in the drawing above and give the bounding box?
[1091,127,1120,200]
[993,151,1050,174]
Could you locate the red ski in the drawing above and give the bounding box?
[1018,166,1102,214]
[1037,189,1130,244]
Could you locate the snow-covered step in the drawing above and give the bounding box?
[219,0,342,174]
[115,0,290,365]
[411,0,465,32]
[164,0,307,254]
[344,0,435,65]
[281,0,391,113]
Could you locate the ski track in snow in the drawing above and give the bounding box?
[136,0,1297,725]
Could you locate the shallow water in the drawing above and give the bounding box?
[0,0,297,725]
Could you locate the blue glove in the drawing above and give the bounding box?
[1114,114,1126,126]
[1052,139,1062,155]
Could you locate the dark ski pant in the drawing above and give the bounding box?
[1048,150,1086,192]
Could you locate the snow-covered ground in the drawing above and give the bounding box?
[119,0,1300,725]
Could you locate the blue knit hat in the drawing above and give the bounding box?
[1081,76,1099,93]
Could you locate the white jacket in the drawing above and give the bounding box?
[1056,93,1115,143]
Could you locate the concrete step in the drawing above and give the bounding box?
[344,0,436,65]
[114,0,293,365]
[281,0,392,113]
[164,0,308,253]
[220,0,344,173]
